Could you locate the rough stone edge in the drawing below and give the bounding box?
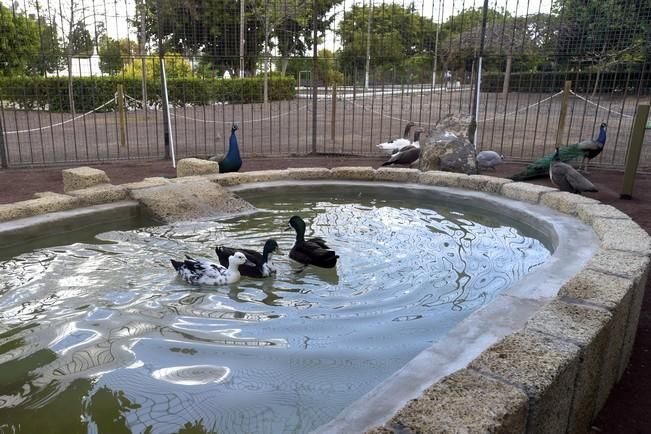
[1,167,649,434]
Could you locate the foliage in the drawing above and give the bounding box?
[336,4,438,83]
[138,0,342,76]
[67,20,94,57]
[32,18,65,75]
[0,4,39,76]
[0,75,296,112]
[481,71,650,93]
[98,37,124,75]
[122,53,193,80]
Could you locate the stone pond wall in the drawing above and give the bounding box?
[0,164,649,434]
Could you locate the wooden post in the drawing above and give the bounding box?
[116,84,127,148]
[502,54,512,96]
[331,84,337,144]
[620,104,650,199]
[555,80,572,148]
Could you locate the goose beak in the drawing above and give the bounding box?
[244,259,256,268]
[284,224,292,232]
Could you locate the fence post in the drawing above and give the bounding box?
[311,4,318,154]
[116,84,127,148]
[555,80,572,148]
[620,104,650,199]
[331,84,337,144]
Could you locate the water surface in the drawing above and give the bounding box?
[0,186,550,433]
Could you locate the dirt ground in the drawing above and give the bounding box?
[0,156,650,433]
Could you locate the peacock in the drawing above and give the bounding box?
[218,123,242,173]
[510,122,607,181]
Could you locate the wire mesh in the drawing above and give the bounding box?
[0,0,649,169]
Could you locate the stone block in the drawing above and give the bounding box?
[541,192,599,215]
[500,182,557,204]
[575,203,631,225]
[331,166,375,180]
[122,177,170,191]
[591,218,651,255]
[619,265,650,380]
[67,184,128,205]
[525,300,612,434]
[287,168,333,179]
[458,174,512,194]
[212,172,254,186]
[373,168,420,183]
[383,369,528,434]
[62,167,111,192]
[417,170,468,188]
[22,193,80,217]
[0,203,30,222]
[557,268,637,414]
[585,249,650,283]
[246,170,289,183]
[469,330,580,434]
[129,180,255,222]
[176,157,219,177]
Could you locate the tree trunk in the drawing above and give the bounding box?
[281,58,288,76]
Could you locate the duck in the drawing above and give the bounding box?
[549,147,598,195]
[381,129,422,166]
[376,121,416,155]
[476,150,504,171]
[170,251,253,285]
[215,239,280,278]
[218,123,242,173]
[577,122,607,173]
[286,215,338,269]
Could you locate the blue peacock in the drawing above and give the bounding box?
[511,122,607,181]
[218,123,242,173]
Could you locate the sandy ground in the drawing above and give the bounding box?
[1,156,650,432]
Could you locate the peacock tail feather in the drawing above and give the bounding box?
[510,144,585,181]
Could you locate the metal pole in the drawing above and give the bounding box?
[160,58,176,168]
[620,104,650,199]
[470,0,490,145]
[139,0,148,110]
[364,3,372,90]
[432,3,441,88]
[263,0,269,104]
[311,1,318,153]
[240,0,245,78]
[156,0,170,159]
[116,84,127,147]
[555,81,572,149]
[331,84,337,144]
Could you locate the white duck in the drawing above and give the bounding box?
[376,121,416,154]
[171,252,253,285]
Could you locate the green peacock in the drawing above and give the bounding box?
[511,122,607,181]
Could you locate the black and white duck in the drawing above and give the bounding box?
[550,147,598,195]
[170,252,253,285]
[286,215,339,269]
[215,239,281,278]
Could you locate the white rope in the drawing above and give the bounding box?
[4,98,116,135]
[479,91,564,123]
[124,94,310,124]
[569,90,634,118]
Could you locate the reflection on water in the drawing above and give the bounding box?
[0,187,550,433]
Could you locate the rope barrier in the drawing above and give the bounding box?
[569,90,634,118]
[479,91,564,123]
[123,94,311,124]
[4,98,116,135]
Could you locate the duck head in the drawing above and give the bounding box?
[229,251,255,268]
[413,129,423,142]
[263,239,281,256]
[286,216,306,240]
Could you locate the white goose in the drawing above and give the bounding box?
[376,122,416,154]
[171,252,253,285]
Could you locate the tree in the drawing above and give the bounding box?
[0,3,41,76]
[68,20,93,57]
[137,0,342,77]
[98,36,123,75]
[337,4,438,83]
[122,52,192,80]
[31,17,65,75]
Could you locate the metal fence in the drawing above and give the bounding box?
[0,0,650,170]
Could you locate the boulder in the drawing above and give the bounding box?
[418,128,478,175]
[434,113,474,140]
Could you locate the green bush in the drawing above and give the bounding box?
[0,75,296,112]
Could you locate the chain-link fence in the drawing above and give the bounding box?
[0,0,649,169]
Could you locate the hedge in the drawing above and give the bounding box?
[481,71,651,94]
[0,76,296,112]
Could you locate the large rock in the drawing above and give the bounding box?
[418,129,478,174]
[435,112,474,140]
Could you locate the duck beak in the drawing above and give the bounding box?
[284,224,292,232]
[245,259,256,268]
